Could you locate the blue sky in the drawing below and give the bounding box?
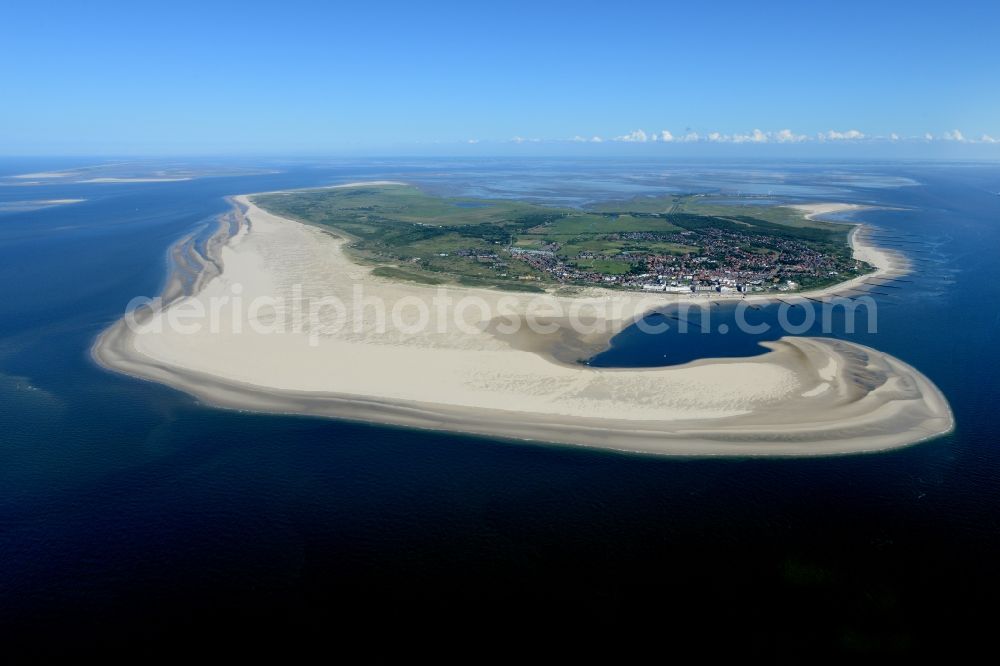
[3,0,999,156]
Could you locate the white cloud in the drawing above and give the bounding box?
[615,129,649,142]
[466,139,479,144]
[527,127,1000,146]
[705,131,739,143]
[725,129,766,143]
[702,129,805,144]
[773,128,808,143]
[820,129,866,141]
[707,131,737,143]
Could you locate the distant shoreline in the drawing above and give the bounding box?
[92,185,951,457]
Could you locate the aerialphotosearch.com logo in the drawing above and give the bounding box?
[122,283,878,346]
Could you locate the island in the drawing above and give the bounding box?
[253,183,875,295]
[92,182,953,456]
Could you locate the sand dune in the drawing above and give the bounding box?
[92,188,952,456]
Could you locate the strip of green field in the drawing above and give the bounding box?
[589,194,839,228]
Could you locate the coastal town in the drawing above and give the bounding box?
[452,225,866,294]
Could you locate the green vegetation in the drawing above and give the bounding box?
[590,193,841,228]
[570,258,633,275]
[252,184,869,293]
[371,266,445,285]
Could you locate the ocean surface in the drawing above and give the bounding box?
[1,158,998,654]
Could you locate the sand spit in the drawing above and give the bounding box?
[0,198,86,212]
[787,202,870,219]
[78,177,193,183]
[92,188,952,456]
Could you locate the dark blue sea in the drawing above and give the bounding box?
[1,158,998,656]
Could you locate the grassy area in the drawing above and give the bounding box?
[570,258,635,275]
[534,213,682,236]
[589,196,679,214]
[252,184,863,292]
[371,266,446,285]
[681,198,830,229]
[593,193,849,233]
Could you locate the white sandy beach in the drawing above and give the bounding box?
[93,187,952,456]
[785,202,908,298]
